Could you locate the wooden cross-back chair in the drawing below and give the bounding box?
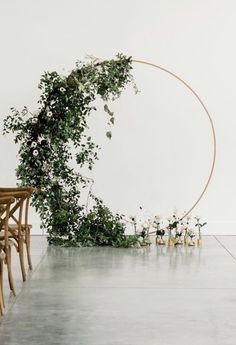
[0,187,33,283]
[0,196,16,312]
[0,187,34,270]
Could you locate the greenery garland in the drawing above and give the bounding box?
[3,54,140,247]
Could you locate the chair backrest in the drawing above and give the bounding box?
[0,187,33,228]
[0,196,15,243]
[0,191,28,238]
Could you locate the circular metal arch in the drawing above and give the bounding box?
[132,59,216,219]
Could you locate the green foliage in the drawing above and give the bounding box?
[3,54,139,248]
[50,198,140,248]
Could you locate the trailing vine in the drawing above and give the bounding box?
[3,54,140,247]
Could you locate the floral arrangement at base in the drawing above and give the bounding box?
[129,210,207,247]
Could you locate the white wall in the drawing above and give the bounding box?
[0,0,235,234]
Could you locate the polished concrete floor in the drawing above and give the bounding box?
[1,236,236,344]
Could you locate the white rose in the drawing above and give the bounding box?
[32,117,38,124]
[33,149,39,157]
[59,87,66,92]
[47,111,53,118]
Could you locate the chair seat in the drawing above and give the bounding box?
[9,223,32,228]
[1,224,32,240]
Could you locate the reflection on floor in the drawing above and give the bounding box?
[1,236,236,345]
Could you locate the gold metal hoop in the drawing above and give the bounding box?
[132,59,216,219]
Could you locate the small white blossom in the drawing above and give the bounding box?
[47,111,53,118]
[129,215,136,222]
[33,149,39,157]
[31,141,37,148]
[154,215,161,222]
[38,136,44,144]
[188,229,196,238]
[142,222,149,230]
[22,108,28,115]
[97,65,102,73]
[59,87,66,92]
[32,117,38,124]
[33,109,41,116]
[41,187,46,192]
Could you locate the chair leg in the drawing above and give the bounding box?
[5,246,16,296]
[19,239,26,282]
[25,228,33,270]
[0,258,4,308]
[0,259,4,315]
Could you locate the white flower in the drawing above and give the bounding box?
[32,117,38,124]
[22,108,28,115]
[142,222,149,229]
[33,109,41,116]
[47,111,53,118]
[188,229,195,238]
[31,141,37,148]
[33,149,39,157]
[129,215,136,222]
[41,187,46,192]
[38,136,44,144]
[59,87,66,92]
[97,65,102,73]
